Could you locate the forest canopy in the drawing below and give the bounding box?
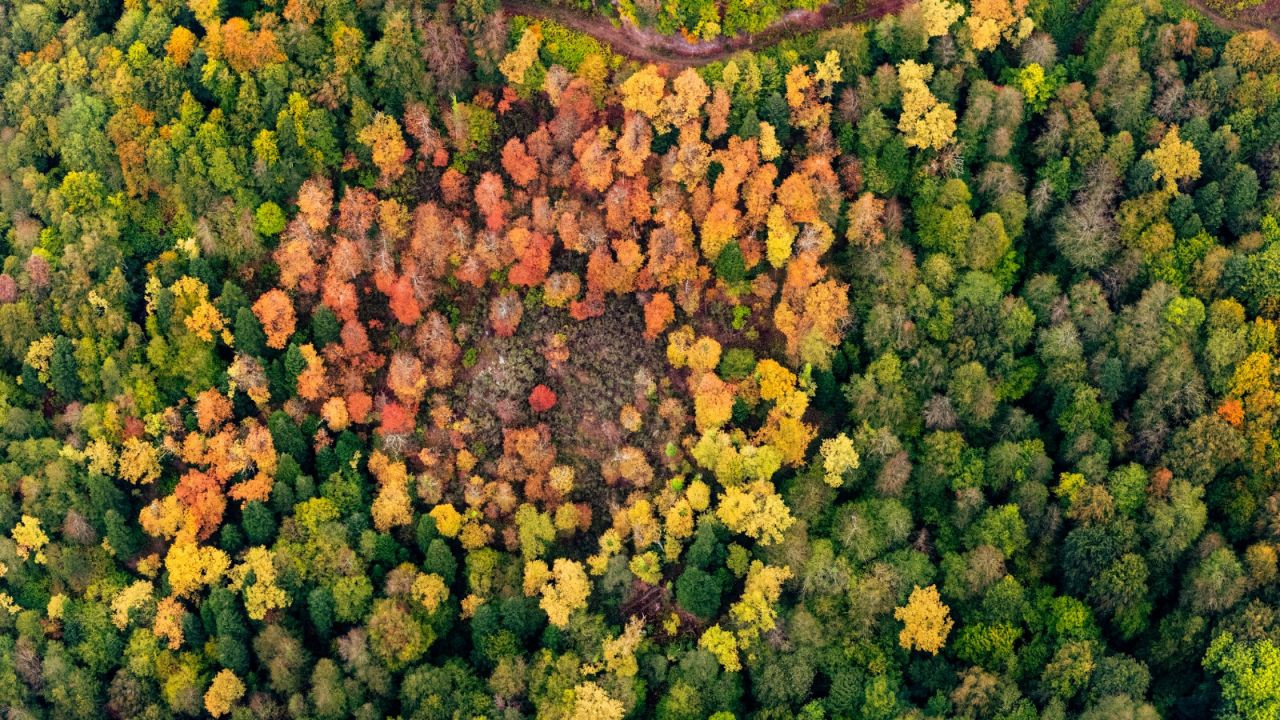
[2,0,1280,718]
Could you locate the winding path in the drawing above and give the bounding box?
[504,0,1280,66]
[501,0,907,66]
[1179,0,1280,39]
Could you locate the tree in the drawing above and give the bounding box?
[966,0,1032,51]
[252,289,297,350]
[1145,126,1201,193]
[644,293,676,340]
[715,481,795,545]
[700,625,741,672]
[920,0,964,37]
[489,290,524,337]
[571,682,625,720]
[1204,632,1280,720]
[204,670,245,718]
[895,585,953,655]
[529,384,557,412]
[898,61,957,151]
[538,558,590,627]
[358,113,409,184]
[677,567,723,620]
[820,433,860,487]
[502,137,539,187]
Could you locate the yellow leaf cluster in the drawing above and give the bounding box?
[12,515,49,563]
[755,359,797,402]
[370,452,414,533]
[357,113,408,183]
[898,61,956,151]
[119,436,162,485]
[700,624,741,671]
[715,480,795,545]
[429,503,464,538]
[184,300,229,344]
[687,336,722,374]
[499,26,542,86]
[46,593,67,620]
[728,561,793,644]
[966,0,1033,51]
[620,65,665,122]
[165,541,230,597]
[204,669,245,718]
[895,584,954,654]
[920,0,964,37]
[229,546,288,620]
[820,433,860,487]
[539,558,591,627]
[766,204,797,269]
[412,572,450,613]
[111,580,155,629]
[1145,126,1202,193]
[759,122,782,161]
[570,681,625,720]
[603,616,646,678]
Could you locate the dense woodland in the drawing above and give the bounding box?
[2,0,1280,718]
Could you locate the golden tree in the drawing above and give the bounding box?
[1145,125,1201,193]
[895,584,954,654]
[204,669,245,718]
[897,61,957,151]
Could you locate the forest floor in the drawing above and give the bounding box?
[501,0,908,66]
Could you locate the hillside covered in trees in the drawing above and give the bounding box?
[3,0,1280,718]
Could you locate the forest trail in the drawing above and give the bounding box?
[500,0,908,66]
[1179,0,1280,39]
[503,0,1280,65]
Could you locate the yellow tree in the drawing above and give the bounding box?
[430,503,464,537]
[966,0,1033,51]
[412,573,450,613]
[540,558,591,627]
[228,546,289,620]
[165,541,230,597]
[370,451,414,532]
[920,0,964,37]
[111,580,155,629]
[729,561,793,643]
[12,516,48,563]
[118,437,162,485]
[895,584,954,654]
[820,433,860,487]
[204,669,245,718]
[700,624,741,671]
[898,61,957,151]
[715,480,795,545]
[620,65,666,123]
[499,26,542,86]
[1145,126,1201,193]
[570,682,625,720]
[602,616,646,678]
[358,113,409,184]
[766,205,797,269]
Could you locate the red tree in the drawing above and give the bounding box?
[529,385,557,412]
[386,275,422,325]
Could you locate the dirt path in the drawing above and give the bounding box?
[501,0,907,66]
[503,0,1280,66]
[1179,0,1280,37]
